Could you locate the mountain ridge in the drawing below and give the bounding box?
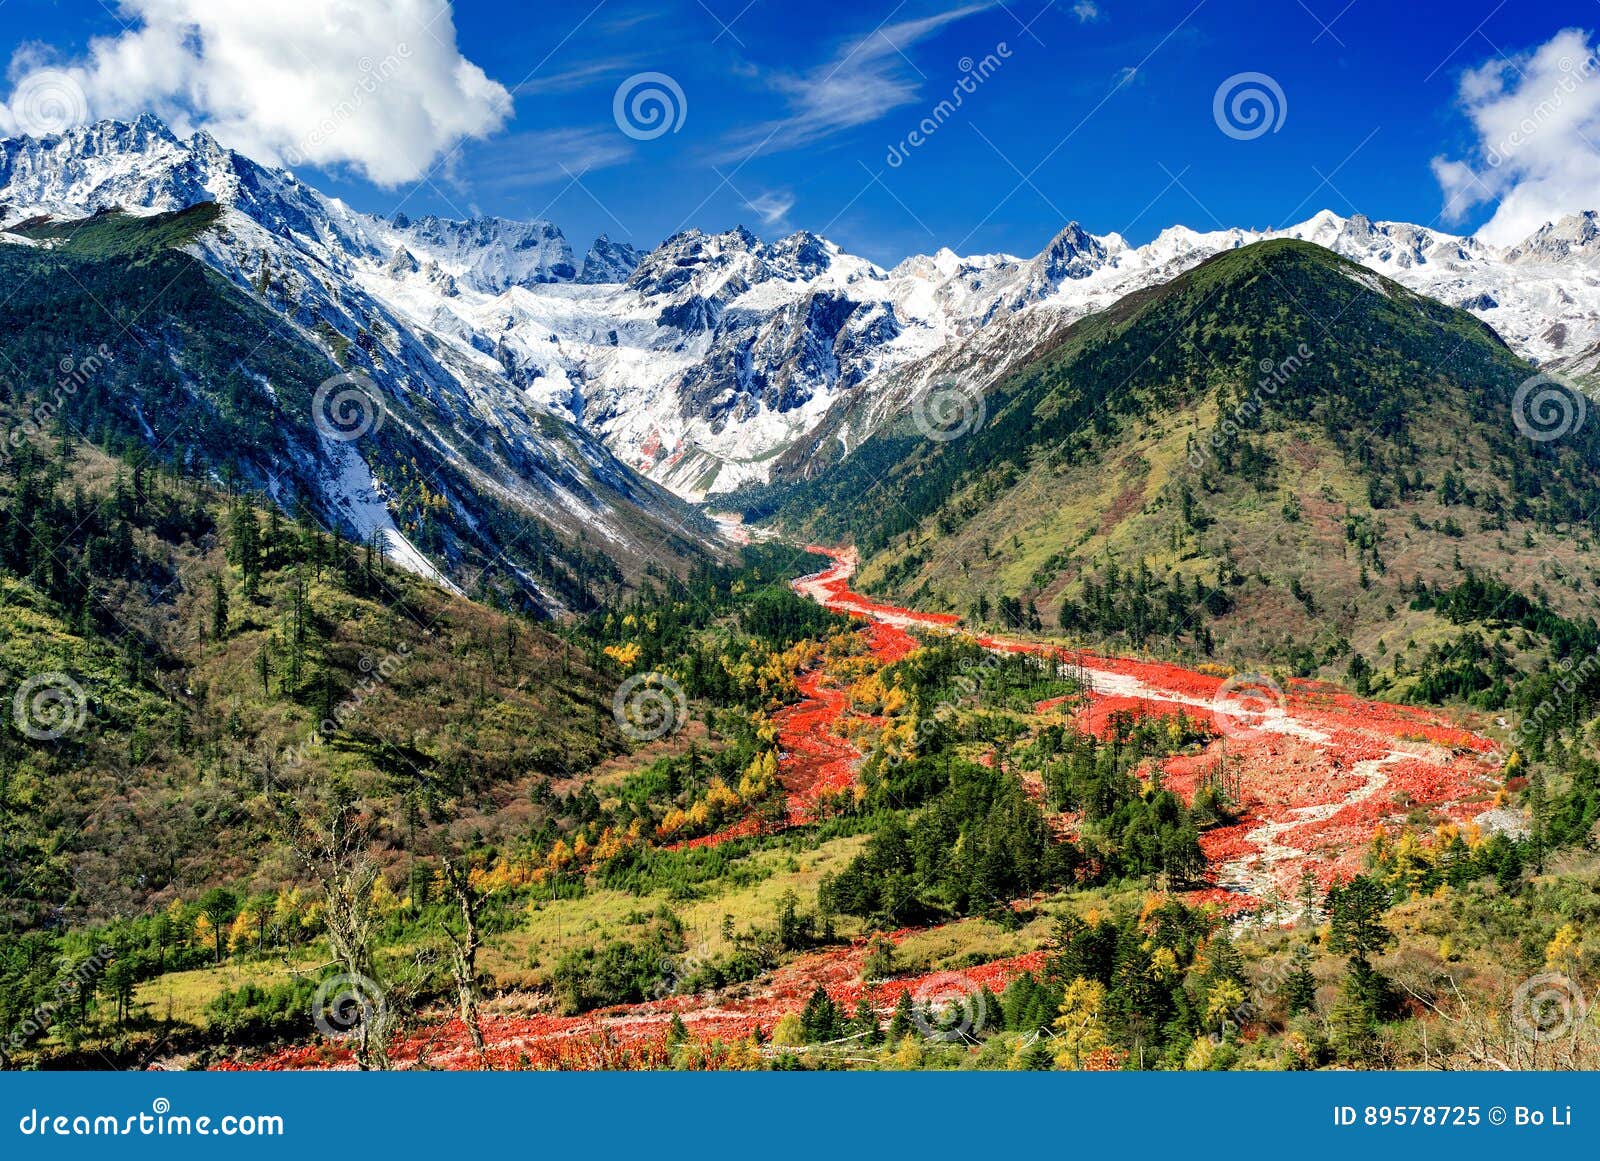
[6,116,1600,506]
[751,238,1600,683]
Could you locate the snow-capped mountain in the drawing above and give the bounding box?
[4,115,1599,517]
[386,212,579,291]
[0,115,717,610]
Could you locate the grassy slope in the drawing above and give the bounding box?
[0,437,628,931]
[772,240,1600,680]
[0,207,716,616]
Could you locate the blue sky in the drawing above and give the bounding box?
[3,0,1599,262]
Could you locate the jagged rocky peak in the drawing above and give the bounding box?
[577,234,645,283]
[764,230,836,280]
[626,225,768,298]
[1329,213,1434,268]
[1505,211,1600,264]
[386,246,421,276]
[1034,221,1112,280]
[0,114,237,221]
[389,213,578,290]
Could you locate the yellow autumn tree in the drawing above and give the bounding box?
[1053,977,1107,1069]
[193,913,215,957]
[227,906,258,956]
[1204,978,1247,1036]
[1546,923,1584,978]
[603,641,641,669]
[771,1013,806,1047]
[272,888,306,947]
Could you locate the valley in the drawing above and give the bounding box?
[206,544,1516,1072]
[0,117,1595,1075]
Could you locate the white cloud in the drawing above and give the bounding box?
[1073,1,1102,23]
[717,3,995,161]
[742,189,795,226]
[1432,28,1600,245]
[0,0,512,187]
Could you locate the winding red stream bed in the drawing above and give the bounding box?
[792,546,1507,908]
[226,546,1509,1069]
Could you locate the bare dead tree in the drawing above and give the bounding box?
[440,854,489,1069]
[279,791,406,1070]
[1394,971,1600,1071]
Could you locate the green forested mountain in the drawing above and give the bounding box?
[0,434,633,934]
[0,207,715,617]
[749,240,1600,692]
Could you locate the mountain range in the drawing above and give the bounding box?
[4,116,1599,617]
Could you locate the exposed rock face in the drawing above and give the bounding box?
[8,116,1600,503]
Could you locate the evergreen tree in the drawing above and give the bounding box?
[852,997,882,1045]
[887,988,916,1043]
[210,573,229,640]
[229,502,262,601]
[1285,961,1318,1016]
[800,985,841,1043]
[1327,876,1393,965]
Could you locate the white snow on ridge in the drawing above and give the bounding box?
[6,115,1600,512]
[321,435,464,596]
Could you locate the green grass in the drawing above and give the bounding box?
[15,202,223,260]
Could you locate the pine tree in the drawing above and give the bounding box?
[1329,957,1390,1064]
[1327,875,1393,965]
[1285,961,1318,1015]
[887,988,916,1043]
[852,997,882,1045]
[210,573,229,640]
[1297,867,1321,928]
[800,985,841,1043]
[1529,770,1548,874]
[230,502,262,601]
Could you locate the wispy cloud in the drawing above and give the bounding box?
[515,56,639,96]
[715,2,995,162]
[469,127,633,189]
[1072,1,1103,22]
[742,189,796,226]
